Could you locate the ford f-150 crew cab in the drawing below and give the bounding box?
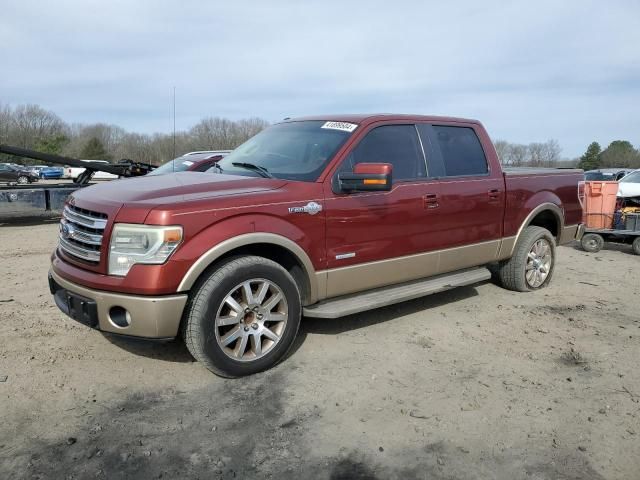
[49,114,584,377]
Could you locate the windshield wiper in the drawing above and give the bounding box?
[231,162,273,178]
[210,163,224,173]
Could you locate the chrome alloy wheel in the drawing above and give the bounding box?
[214,279,288,362]
[525,238,552,288]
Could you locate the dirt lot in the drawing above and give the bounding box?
[0,219,639,479]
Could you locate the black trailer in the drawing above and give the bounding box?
[580,214,640,255]
[0,145,155,217]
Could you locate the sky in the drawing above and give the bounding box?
[1,0,639,158]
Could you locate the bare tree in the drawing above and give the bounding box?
[8,104,67,149]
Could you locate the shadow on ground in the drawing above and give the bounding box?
[102,334,195,363]
[302,284,481,335]
[101,285,482,365]
[0,369,606,480]
[0,214,61,227]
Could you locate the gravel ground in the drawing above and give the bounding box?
[1,219,639,479]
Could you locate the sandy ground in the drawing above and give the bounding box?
[0,219,639,480]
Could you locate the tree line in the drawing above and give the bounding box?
[577,141,640,171]
[0,103,269,165]
[2,102,637,170]
[493,139,567,167]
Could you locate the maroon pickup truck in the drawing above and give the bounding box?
[49,114,584,377]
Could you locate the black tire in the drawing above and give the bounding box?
[183,256,301,377]
[17,175,29,184]
[632,237,640,255]
[581,233,604,253]
[495,226,556,292]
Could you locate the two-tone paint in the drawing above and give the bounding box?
[50,114,583,338]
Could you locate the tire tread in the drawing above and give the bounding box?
[496,226,555,292]
[183,255,300,377]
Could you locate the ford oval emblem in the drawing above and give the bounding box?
[60,222,74,239]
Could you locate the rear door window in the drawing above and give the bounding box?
[424,125,488,177]
[341,125,426,181]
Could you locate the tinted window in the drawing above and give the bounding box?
[584,171,608,181]
[431,126,488,177]
[341,125,425,180]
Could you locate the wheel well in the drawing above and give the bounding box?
[528,210,559,239]
[193,243,312,304]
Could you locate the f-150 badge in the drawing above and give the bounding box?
[288,201,322,215]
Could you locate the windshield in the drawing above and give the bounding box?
[148,154,211,176]
[215,120,355,181]
[620,171,640,183]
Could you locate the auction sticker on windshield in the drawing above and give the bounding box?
[321,121,358,132]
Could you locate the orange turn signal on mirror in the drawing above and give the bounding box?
[363,179,387,185]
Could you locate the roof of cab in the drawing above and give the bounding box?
[280,113,481,126]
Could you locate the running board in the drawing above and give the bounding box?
[303,267,491,319]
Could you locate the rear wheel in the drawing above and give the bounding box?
[632,237,640,255]
[17,175,29,184]
[495,226,556,292]
[581,233,604,253]
[183,256,301,377]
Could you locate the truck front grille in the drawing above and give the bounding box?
[59,205,107,263]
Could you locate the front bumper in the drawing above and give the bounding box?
[49,269,188,339]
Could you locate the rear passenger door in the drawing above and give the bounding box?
[417,123,504,273]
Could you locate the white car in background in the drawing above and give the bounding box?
[617,170,640,198]
[63,160,119,180]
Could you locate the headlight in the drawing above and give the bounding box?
[108,224,183,276]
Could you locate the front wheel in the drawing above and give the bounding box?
[183,256,301,377]
[632,237,640,255]
[495,226,556,292]
[17,175,29,184]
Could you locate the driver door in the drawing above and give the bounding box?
[323,123,441,298]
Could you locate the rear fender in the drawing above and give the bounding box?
[499,193,564,259]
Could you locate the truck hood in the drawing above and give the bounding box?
[70,172,287,217]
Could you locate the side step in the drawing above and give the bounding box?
[303,267,491,319]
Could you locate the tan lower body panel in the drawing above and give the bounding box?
[323,240,501,299]
[559,224,581,245]
[50,269,188,338]
[497,224,581,260]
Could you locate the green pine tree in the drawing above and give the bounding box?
[80,137,110,160]
[578,142,601,171]
[35,134,69,155]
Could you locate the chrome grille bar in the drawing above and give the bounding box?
[59,236,101,262]
[59,205,107,263]
[59,219,102,245]
[62,207,107,229]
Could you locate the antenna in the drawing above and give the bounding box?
[172,86,176,162]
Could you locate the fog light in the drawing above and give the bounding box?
[109,306,131,328]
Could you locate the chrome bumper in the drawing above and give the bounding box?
[49,269,188,339]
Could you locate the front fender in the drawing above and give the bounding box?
[171,213,321,301]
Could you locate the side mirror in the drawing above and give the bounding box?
[338,163,393,192]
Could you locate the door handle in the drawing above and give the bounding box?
[487,189,501,201]
[423,193,439,209]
